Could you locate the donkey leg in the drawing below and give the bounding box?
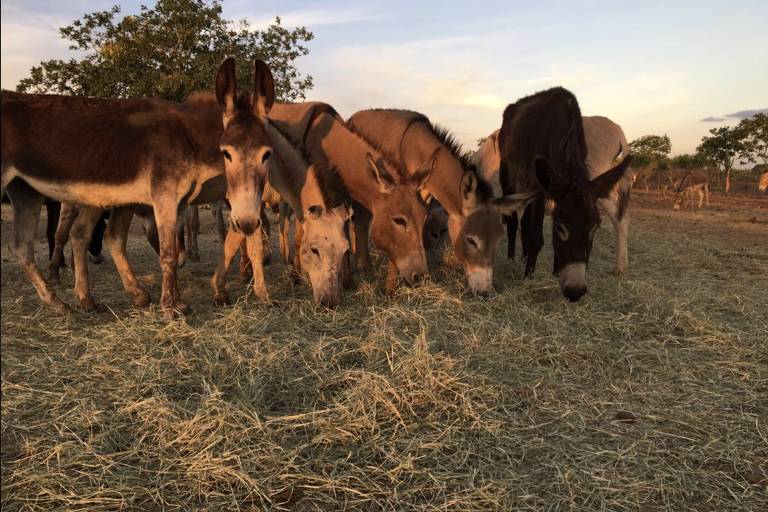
[6,181,70,312]
[505,213,518,260]
[352,206,373,275]
[211,228,244,305]
[69,206,103,312]
[278,203,292,264]
[44,200,61,261]
[238,237,252,281]
[87,212,108,264]
[521,197,545,278]
[153,201,188,317]
[291,218,304,284]
[48,202,78,282]
[213,201,227,244]
[105,206,152,307]
[245,232,270,302]
[185,206,200,262]
[260,208,272,265]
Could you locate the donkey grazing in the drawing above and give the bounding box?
[347,110,536,294]
[497,88,633,302]
[1,58,273,315]
[268,103,433,291]
[474,115,633,275]
[758,170,768,193]
[672,170,710,210]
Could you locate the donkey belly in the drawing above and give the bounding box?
[7,167,151,207]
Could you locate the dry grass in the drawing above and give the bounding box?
[2,194,767,511]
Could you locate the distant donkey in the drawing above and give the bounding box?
[673,170,710,210]
[759,170,768,193]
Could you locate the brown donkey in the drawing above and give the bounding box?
[209,114,352,308]
[268,103,433,291]
[1,58,273,315]
[498,87,633,302]
[672,170,710,210]
[347,110,536,294]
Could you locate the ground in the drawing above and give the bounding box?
[1,190,767,511]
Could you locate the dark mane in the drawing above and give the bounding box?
[429,124,477,173]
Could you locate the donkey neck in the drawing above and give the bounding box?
[308,113,385,210]
[401,122,464,216]
[265,122,306,218]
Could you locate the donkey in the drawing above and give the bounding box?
[673,170,710,210]
[758,170,768,193]
[497,87,634,302]
[208,112,352,308]
[1,58,273,315]
[347,110,536,293]
[474,115,633,275]
[268,103,433,292]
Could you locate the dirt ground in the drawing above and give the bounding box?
[1,189,767,511]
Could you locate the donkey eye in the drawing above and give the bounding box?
[392,216,407,228]
[262,150,272,164]
[311,247,320,257]
[221,149,232,162]
[466,236,479,249]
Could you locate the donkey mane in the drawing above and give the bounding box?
[268,118,350,208]
[343,120,412,183]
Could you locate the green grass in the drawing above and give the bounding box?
[1,196,767,511]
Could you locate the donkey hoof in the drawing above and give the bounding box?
[47,270,61,283]
[78,296,101,313]
[213,293,231,306]
[88,252,104,265]
[52,299,73,315]
[163,302,192,318]
[611,268,625,276]
[132,292,152,308]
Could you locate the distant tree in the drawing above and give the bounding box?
[735,112,768,165]
[16,0,314,102]
[628,134,672,168]
[697,126,744,192]
[670,152,714,170]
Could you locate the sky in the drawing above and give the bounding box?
[2,0,767,155]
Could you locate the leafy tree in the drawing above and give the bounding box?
[628,134,671,168]
[670,152,714,170]
[16,0,313,102]
[697,126,744,192]
[736,112,768,165]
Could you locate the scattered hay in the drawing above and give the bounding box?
[2,196,767,511]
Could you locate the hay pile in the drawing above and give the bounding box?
[2,196,766,511]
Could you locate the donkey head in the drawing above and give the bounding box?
[533,154,634,302]
[452,170,538,295]
[366,152,433,285]
[298,167,351,308]
[215,57,275,236]
[422,199,449,252]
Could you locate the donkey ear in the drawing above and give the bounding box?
[590,155,633,198]
[410,146,439,189]
[252,59,275,118]
[215,57,237,118]
[460,170,479,211]
[534,155,568,198]
[491,191,539,215]
[366,152,395,194]
[307,204,324,219]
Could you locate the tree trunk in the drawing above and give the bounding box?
[725,168,731,193]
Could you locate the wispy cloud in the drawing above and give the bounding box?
[248,7,379,30]
[700,116,725,122]
[700,108,767,123]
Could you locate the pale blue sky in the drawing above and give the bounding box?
[2,0,766,154]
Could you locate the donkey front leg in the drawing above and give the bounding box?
[153,202,189,316]
[105,206,152,307]
[211,228,245,305]
[6,180,70,313]
[69,206,104,312]
[48,202,79,282]
[352,206,373,274]
[184,206,200,262]
[245,231,270,302]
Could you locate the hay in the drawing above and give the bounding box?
[1,192,767,511]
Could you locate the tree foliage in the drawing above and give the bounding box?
[16,0,314,102]
[735,112,768,165]
[670,152,714,170]
[628,134,672,167]
[697,126,745,192]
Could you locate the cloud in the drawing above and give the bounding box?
[700,116,725,122]
[725,108,768,119]
[248,7,379,30]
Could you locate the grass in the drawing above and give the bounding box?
[1,193,767,511]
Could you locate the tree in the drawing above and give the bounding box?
[628,134,672,168]
[16,0,314,102]
[670,152,714,170]
[697,126,744,192]
[736,112,768,165]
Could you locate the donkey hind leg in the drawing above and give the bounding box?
[211,227,245,305]
[44,200,61,261]
[212,200,227,244]
[6,180,70,312]
[505,213,518,260]
[68,206,104,312]
[48,202,79,282]
[521,196,545,278]
[152,200,189,317]
[245,231,270,302]
[184,206,201,262]
[352,204,373,274]
[105,206,151,307]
